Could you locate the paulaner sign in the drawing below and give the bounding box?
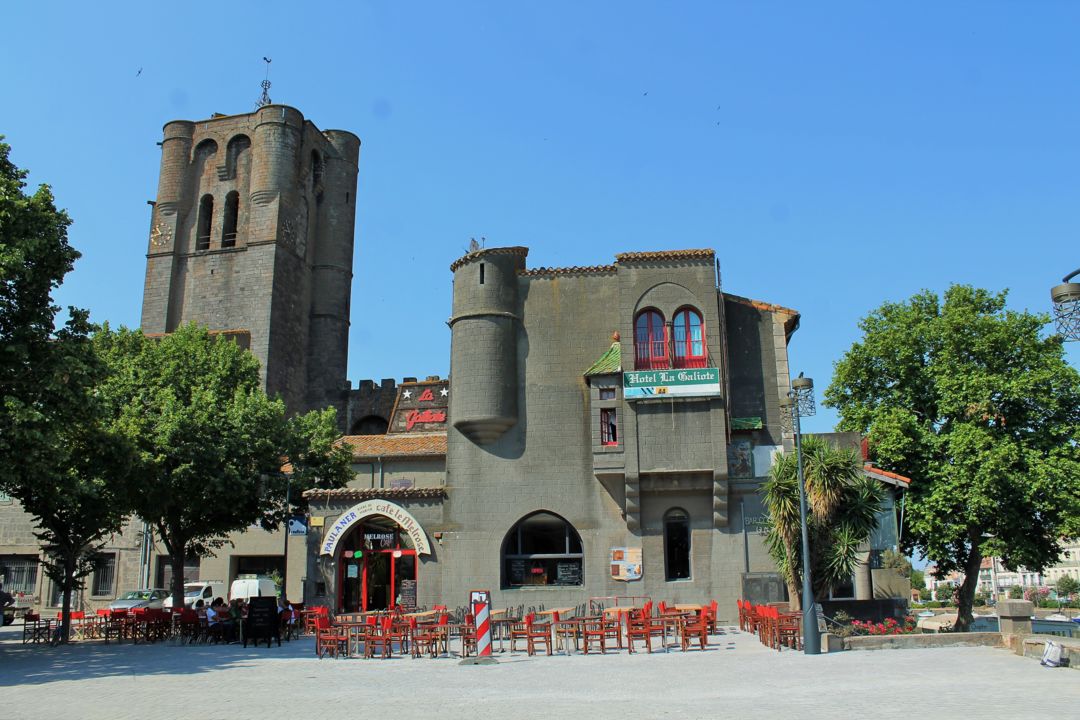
[623,367,721,399]
[319,499,432,556]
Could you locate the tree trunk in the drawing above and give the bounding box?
[786,579,801,612]
[954,535,983,632]
[169,538,188,612]
[59,555,75,645]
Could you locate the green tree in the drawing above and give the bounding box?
[825,285,1080,631]
[1056,575,1080,602]
[1007,585,1023,599]
[910,568,927,593]
[0,139,139,641]
[96,324,351,608]
[760,435,884,610]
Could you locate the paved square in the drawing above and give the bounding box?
[1,623,1076,719]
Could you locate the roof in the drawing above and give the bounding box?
[520,265,616,277]
[584,341,622,376]
[336,433,447,460]
[303,487,446,502]
[615,249,715,263]
[449,246,529,272]
[723,293,799,317]
[863,463,911,488]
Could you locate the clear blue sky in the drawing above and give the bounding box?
[4,1,1078,433]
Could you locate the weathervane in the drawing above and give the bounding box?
[256,57,273,108]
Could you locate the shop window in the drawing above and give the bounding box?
[502,511,583,588]
[600,408,618,446]
[672,307,707,368]
[0,555,39,595]
[634,309,668,369]
[221,191,239,247]
[664,508,691,581]
[196,194,213,251]
[91,553,117,597]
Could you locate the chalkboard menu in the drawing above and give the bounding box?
[508,559,525,585]
[243,596,281,648]
[556,561,582,585]
[398,579,417,611]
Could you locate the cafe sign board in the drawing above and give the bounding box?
[320,499,432,557]
[623,368,721,400]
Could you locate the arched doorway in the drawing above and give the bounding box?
[338,515,416,612]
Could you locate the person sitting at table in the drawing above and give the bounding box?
[277,596,295,636]
[207,598,236,642]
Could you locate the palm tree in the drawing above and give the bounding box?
[761,436,884,610]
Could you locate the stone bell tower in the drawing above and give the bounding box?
[140,105,360,421]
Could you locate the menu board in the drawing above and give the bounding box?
[398,579,417,611]
[243,596,281,648]
[556,562,581,585]
[508,559,526,585]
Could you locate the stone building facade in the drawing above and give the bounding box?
[304,246,801,619]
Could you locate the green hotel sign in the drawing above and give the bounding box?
[623,367,721,400]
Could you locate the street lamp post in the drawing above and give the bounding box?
[281,475,291,601]
[1051,269,1080,341]
[781,375,819,655]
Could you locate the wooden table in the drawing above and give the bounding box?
[536,607,576,619]
[403,609,439,620]
[673,604,702,612]
[602,606,642,616]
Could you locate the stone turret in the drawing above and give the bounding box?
[448,246,527,445]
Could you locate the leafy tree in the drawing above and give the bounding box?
[761,435,884,610]
[96,324,351,608]
[1055,575,1080,601]
[910,568,926,593]
[0,139,139,640]
[825,285,1080,631]
[1007,585,1023,599]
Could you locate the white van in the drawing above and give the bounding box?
[229,576,279,602]
[163,581,227,609]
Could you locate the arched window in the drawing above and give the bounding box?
[350,415,389,436]
[634,309,668,370]
[501,511,583,588]
[664,508,691,581]
[225,135,251,180]
[196,194,213,251]
[672,307,706,368]
[311,150,324,200]
[222,191,239,248]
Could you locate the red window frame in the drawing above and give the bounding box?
[672,307,707,368]
[600,408,618,446]
[634,310,668,369]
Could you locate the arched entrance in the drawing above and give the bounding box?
[338,516,416,612]
[320,500,432,613]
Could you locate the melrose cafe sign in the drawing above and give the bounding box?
[320,499,432,557]
[623,367,722,400]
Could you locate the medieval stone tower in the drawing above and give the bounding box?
[140,105,360,421]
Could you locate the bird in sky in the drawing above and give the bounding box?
[643,91,648,96]
[136,68,142,77]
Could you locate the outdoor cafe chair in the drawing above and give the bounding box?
[459,614,478,657]
[777,610,801,651]
[679,609,709,652]
[580,616,607,655]
[551,611,582,654]
[409,617,439,658]
[626,609,664,654]
[364,616,397,659]
[314,616,349,658]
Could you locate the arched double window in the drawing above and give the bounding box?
[634,309,668,370]
[664,508,691,581]
[501,511,583,587]
[672,307,707,368]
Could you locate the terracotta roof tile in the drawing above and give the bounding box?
[336,433,447,459]
[449,246,529,272]
[303,487,446,501]
[723,293,799,317]
[863,463,912,487]
[614,249,715,263]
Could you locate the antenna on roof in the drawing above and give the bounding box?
[468,237,481,253]
[256,57,273,108]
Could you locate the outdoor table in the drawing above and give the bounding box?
[339,621,370,657]
[404,610,439,620]
[673,604,702,612]
[536,607,576,618]
[602,605,641,617]
[551,617,583,654]
[491,617,514,653]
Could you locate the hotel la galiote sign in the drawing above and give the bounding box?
[623,367,721,400]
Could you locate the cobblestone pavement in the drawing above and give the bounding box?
[1,623,1076,720]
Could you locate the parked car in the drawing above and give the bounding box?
[229,576,278,602]
[162,581,227,609]
[108,589,169,611]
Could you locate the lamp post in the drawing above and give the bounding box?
[780,375,819,655]
[1051,269,1080,341]
[281,475,291,601]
